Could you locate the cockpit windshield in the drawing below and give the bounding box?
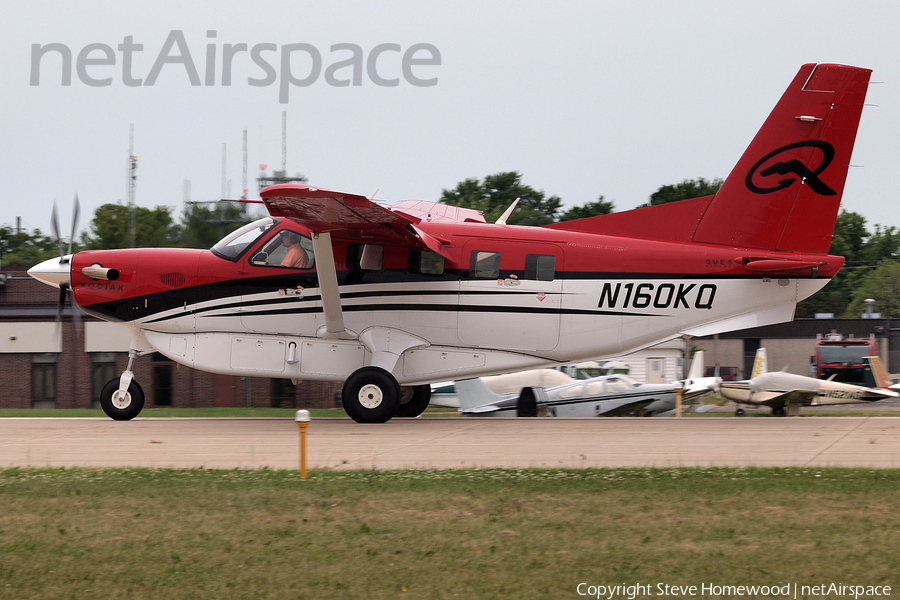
[211,217,279,261]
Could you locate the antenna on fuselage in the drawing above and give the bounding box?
[495,197,520,225]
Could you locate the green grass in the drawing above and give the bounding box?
[0,405,460,419]
[1,467,899,599]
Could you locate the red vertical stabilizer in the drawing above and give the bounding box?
[692,63,871,253]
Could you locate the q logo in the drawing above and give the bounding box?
[745,140,837,196]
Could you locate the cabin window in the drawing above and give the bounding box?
[409,250,445,275]
[346,244,383,271]
[584,381,606,396]
[557,383,585,400]
[605,377,632,393]
[525,254,556,281]
[249,230,315,270]
[470,251,501,279]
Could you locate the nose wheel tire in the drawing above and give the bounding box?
[100,377,145,421]
[342,367,401,423]
[395,384,432,418]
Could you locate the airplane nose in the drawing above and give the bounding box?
[27,255,72,288]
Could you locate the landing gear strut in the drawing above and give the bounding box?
[342,367,401,423]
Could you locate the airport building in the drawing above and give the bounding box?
[0,266,340,410]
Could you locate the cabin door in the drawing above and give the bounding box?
[458,241,563,351]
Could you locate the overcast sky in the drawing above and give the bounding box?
[2,0,899,242]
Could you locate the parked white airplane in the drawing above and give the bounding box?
[457,374,675,417]
[719,348,898,416]
[456,351,717,417]
[680,351,721,402]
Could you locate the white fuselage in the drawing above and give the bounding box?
[136,276,828,386]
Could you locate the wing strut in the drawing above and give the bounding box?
[311,232,355,339]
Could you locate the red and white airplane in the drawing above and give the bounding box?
[29,63,872,423]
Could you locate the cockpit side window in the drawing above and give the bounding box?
[249,229,315,270]
[211,217,279,261]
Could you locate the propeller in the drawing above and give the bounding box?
[52,195,81,345]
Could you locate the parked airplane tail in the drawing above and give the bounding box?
[863,355,892,388]
[751,348,768,378]
[687,350,706,380]
[546,64,871,255]
[454,378,507,411]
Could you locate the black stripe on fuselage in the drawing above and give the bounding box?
[81,269,821,323]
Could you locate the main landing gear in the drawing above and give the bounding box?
[341,367,432,423]
[395,383,432,418]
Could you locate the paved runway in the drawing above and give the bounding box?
[3,417,900,470]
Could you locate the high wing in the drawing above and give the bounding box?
[261,184,406,232]
[260,184,483,257]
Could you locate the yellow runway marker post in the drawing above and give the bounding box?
[295,409,310,479]
[675,384,683,418]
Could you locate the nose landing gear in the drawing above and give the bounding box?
[100,376,145,421]
[100,350,144,421]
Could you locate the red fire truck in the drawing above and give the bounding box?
[814,333,876,383]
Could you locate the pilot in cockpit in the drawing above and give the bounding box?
[280,231,311,269]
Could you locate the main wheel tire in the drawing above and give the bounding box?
[734,408,745,417]
[394,385,431,418]
[100,377,145,421]
[342,367,401,423]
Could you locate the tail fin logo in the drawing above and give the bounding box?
[745,140,836,196]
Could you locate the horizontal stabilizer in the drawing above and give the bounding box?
[860,387,899,400]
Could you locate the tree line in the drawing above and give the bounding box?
[2,172,896,318]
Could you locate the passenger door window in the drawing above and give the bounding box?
[470,251,501,278]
